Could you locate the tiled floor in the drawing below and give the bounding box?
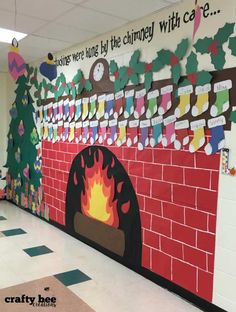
[0,201,202,312]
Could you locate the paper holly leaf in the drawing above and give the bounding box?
[214,23,235,44]
[230,110,236,123]
[197,71,212,85]
[157,49,172,65]
[73,69,83,84]
[130,50,140,67]
[171,64,181,84]
[186,52,198,75]
[152,56,164,72]
[229,36,236,56]
[71,88,77,100]
[144,72,153,92]
[114,80,121,93]
[85,80,92,92]
[211,46,226,70]
[175,38,189,59]
[110,60,118,73]
[194,37,212,54]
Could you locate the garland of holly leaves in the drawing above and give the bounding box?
[28,23,236,103]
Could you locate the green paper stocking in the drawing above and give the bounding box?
[210,89,230,117]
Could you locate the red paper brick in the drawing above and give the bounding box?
[49,207,57,222]
[197,189,218,214]
[185,208,208,230]
[137,195,145,211]
[152,250,171,280]
[197,232,215,253]
[140,211,151,229]
[144,230,159,249]
[57,210,65,225]
[197,270,213,302]
[184,245,206,270]
[56,152,65,161]
[137,177,151,196]
[144,163,162,180]
[154,149,171,164]
[208,215,217,233]
[152,215,171,237]
[172,222,196,246]
[161,236,183,259]
[211,171,220,191]
[163,202,184,223]
[173,185,196,208]
[145,198,162,216]
[163,166,183,184]
[207,254,215,273]
[185,168,210,189]
[129,161,144,177]
[152,181,172,201]
[123,147,136,161]
[172,259,197,293]
[142,245,151,269]
[137,149,153,163]
[172,151,195,168]
[196,153,220,170]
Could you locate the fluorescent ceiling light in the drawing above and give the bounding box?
[0,27,27,44]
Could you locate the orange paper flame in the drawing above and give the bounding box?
[81,150,119,228]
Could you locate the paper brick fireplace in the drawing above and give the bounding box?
[41,131,220,302]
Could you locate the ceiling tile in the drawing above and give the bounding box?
[57,6,128,34]
[16,0,75,21]
[61,0,88,4]
[81,0,172,20]
[35,22,98,44]
[0,0,15,12]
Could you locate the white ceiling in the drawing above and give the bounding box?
[0,0,182,72]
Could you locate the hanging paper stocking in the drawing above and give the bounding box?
[146,90,159,119]
[68,100,75,122]
[62,122,69,142]
[162,115,176,147]
[57,120,63,141]
[98,120,108,144]
[90,121,99,145]
[52,124,58,143]
[43,105,48,122]
[205,116,226,155]
[107,119,118,145]
[116,120,127,147]
[39,106,43,123]
[114,91,124,119]
[158,85,173,115]
[174,120,190,150]
[63,99,69,121]
[82,121,89,143]
[82,97,89,121]
[189,119,206,153]
[43,122,49,140]
[58,100,63,121]
[75,121,82,143]
[96,94,106,120]
[48,123,53,141]
[175,85,193,118]
[150,116,163,147]
[74,99,82,122]
[68,122,75,142]
[210,80,232,117]
[47,102,53,122]
[138,120,151,151]
[105,94,114,120]
[52,102,58,123]
[192,84,211,117]
[134,89,146,119]
[127,120,139,147]
[124,90,135,119]
[89,94,97,120]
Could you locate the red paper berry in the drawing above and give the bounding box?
[54,85,57,91]
[114,71,119,79]
[145,63,153,72]
[62,82,66,88]
[170,55,179,66]
[127,67,133,76]
[70,81,75,88]
[188,73,197,85]
[208,40,218,56]
[82,77,86,85]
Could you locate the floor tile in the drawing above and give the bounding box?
[23,245,53,257]
[54,269,91,286]
[1,228,26,236]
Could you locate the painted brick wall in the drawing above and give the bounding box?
[41,131,220,302]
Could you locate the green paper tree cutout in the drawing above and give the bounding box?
[157,38,189,84]
[194,23,235,70]
[5,71,41,213]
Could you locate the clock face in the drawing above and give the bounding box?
[93,62,105,82]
